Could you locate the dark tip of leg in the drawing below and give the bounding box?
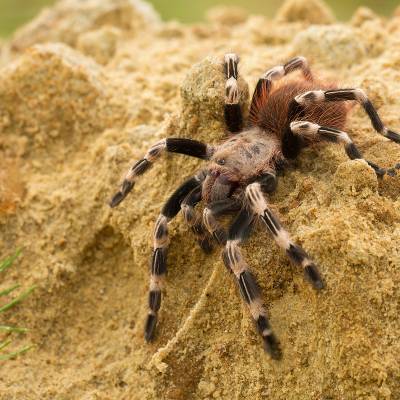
[144,313,157,342]
[109,191,124,208]
[263,333,282,360]
[304,264,325,290]
[109,180,134,208]
[213,229,227,246]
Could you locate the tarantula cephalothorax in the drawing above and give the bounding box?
[110,54,400,360]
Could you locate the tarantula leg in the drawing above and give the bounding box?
[290,121,392,176]
[245,182,325,291]
[249,56,312,123]
[224,53,243,133]
[110,138,213,207]
[223,208,282,360]
[145,173,205,342]
[203,198,241,245]
[181,185,214,253]
[295,88,400,144]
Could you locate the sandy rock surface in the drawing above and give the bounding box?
[1,0,400,399]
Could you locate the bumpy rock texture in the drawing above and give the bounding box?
[1,0,400,399]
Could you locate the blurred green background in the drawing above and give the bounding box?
[0,0,398,37]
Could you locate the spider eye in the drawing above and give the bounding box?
[216,158,225,165]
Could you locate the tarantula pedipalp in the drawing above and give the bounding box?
[109,54,400,360]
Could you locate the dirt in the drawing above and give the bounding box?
[0,0,399,399]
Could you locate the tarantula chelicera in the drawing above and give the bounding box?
[110,54,400,360]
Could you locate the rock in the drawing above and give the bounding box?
[0,162,22,214]
[77,26,122,65]
[333,159,378,195]
[10,0,160,52]
[0,43,125,162]
[292,25,366,68]
[351,6,380,27]
[355,19,386,58]
[357,76,391,109]
[206,6,249,26]
[275,0,335,24]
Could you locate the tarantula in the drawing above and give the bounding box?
[109,54,400,360]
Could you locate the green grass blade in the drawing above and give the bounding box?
[0,325,28,333]
[0,284,21,297]
[0,344,34,361]
[0,248,22,273]
[0,285,36,313]
[0,340,12,351]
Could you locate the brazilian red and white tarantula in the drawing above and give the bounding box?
[110,54,400,360]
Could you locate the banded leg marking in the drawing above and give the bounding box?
[245,182,324,290]
[295,88,400,144]
[144,174,205,342]
[223,209,281,359]
[110,138,213,207]
[291,121,398,177]
[250,56,312,123]
[146,214,169,342]
[224,53,243,132]
[223,242,281,359]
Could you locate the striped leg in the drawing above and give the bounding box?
[245,182,324,291]
[249,56,312,123]
[224,53,243,133]
[295,88,400,144]
[203,198,241,245]
[110,138,214,207]
[223,208,282,359]
[290,121,393,176]
[145,174,204,341]
[181,185,214,253]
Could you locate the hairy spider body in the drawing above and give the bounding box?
[110,54,400,360]
[254,80,348,140]
[204,128,281,202]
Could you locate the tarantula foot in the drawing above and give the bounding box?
[109,192,125,208]
[256,315,282,360]
[109,180,135,208]
[144,312,157,342]
[304,264,325,290]
[263,333,282,360]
